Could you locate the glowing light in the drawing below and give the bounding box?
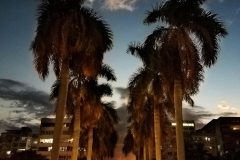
[171,123,194,126]
[233,127,240,130]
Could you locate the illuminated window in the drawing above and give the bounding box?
[171,123,194,126]
[40,138,53,143]
[233,127,240,130]
[205,137,210,141]
[60,147,67,151]
[6,151,11,155]
[48,147,52,151]
[33,141,38,144]
[21,137,27,141]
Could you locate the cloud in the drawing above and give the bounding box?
[236,8,240,14]
[226,19,234,26]
[102,0,139,11]
[218,101,229,109]
[111,104,132,160]
[115,87,129,99]
[218,0,224,3]
[0,79,54,133]
[116,104,128,139]
[183,105,238,129]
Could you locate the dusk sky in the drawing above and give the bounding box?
[0,0,240,160]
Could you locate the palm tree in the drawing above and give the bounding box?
[76,83,118,160]
[50,64,116,160]
[31,1,113,159]
[91,102,119,160]
[10,150,47,160]
[126,41,177,160]
[143,1,227,160]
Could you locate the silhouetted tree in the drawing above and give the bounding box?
[10,150,47,160]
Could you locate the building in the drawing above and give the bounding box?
[190,132,217,157]
[171,120,195,135]
[31,134,39,151]
[164,120,196,160]
[0,127,32,158]
[37,118,73,160]
[198,117,240,156]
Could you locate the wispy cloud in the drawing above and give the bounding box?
[226,19,234,26]
[236,8,240,14]
[102,0,139,11]
[218,101,230,109]
[115,87,129,99]
[218,0,224,3]
[0,79,54,133]
[183,105,238,129]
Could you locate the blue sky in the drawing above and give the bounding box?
[0,0,240,159]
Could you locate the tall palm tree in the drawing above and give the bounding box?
[143,1,227,160]
[31,1,113,159]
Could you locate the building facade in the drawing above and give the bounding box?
[37,118,73,160]
[0,127,32,158]
[164,120,218,160]
[198,117,240,156]
[164,120,196,160]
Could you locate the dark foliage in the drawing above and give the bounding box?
[10,150,48,160]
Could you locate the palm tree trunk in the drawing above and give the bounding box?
[154,103,162,160]
[87,127,93,160]
[143,143,147,160]
[148,138,153,160]
[51,58,69,160]
[174,79,185,160]
[71,98,81,160]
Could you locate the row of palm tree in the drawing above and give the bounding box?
[31,0,227,160]
[31,0,119,160]
[123,0,227,160]
[49,64,119,160]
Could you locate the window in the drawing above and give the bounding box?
[40,138,53,143]
[39,147,48,151]
[168,152,172,155]
[12,143,18,147]
[233,127,240,130]
[59,147,67,151]
[205,137,210,141]
[21,137,27,141]
[19,143,26,147]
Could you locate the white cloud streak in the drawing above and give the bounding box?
[236,8,240,14]
[102,0,139,11]
[218,101,230,109]
[86,0,139,11]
